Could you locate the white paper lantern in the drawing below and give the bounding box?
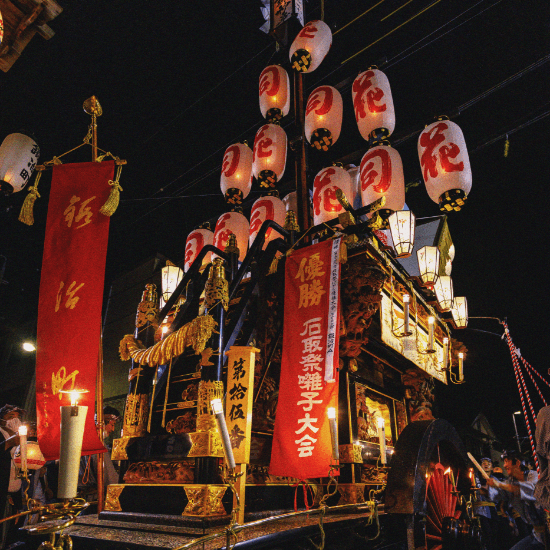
[352,69,396,141]
[220,143,253,205]
[252,124,287,189]
[388,210,415,258]
[259,65,290,123]
[434,275,454,311]
[213,211,249,262]
[360,145,405,216]
[417,245,440,286]
[305,86,343,151]
[418,119,472,212]
[0,133,40,194]
[185,229,214,272]
[451,297,468,328]
[289,20,332,73]
[249,195,286,249]
[161,265,184,302]
[312,165,354,225]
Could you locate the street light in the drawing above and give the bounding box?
[513,411,522,453]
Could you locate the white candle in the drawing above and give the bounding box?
[403,294,410,335]
[211,399,236,470]
[327,407,339,461]
[18,425,27,475]
[443,337,449,369]
[428,316,435,351]
[458,353,464,381]
[58,405,88,499]
[377,417,387,465]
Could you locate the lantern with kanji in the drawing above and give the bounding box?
[0,133,40,194]
[305,86,342,151]
[220,142,253,206]
[451,297,468,328]
[259,65,290,123]
[252,123,287,190]
[213,211,249,262]
[289,20,332,73]
[418,118,472,212]
[249,195,286,249]
[312,165,354,225]
[360,145,405,219]
[352,68,395,143]
[185,228,214,272]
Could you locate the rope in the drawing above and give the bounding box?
[522,357,550,394]
[521,356,548,407]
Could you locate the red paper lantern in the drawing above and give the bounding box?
[289,20,332,73]
[352,68,395,142]
[249,195,286,249]
[418,119,472,212]
[360,145,405,217]
[252,123,287,190]
[312,165,354,225]
[213,211,249,262]
[220,143,253,205]
[259,65,290,123]
[305,86,343,151]
[184,228,214,272]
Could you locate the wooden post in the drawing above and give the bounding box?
[234,464,247,524]
[293,71,310,233]
[96,332,105,513]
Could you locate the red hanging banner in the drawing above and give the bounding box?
[36,161,114,460]
[269,238,341,480]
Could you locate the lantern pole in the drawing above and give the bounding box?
[293,71,310,233]
[83,96,103,162]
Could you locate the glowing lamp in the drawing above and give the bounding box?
[213,211,249,262]
[259,65,290,123]
[14,441,45,471]
[327,407,339,461]
[458,353,464,381]
[252,124,287,190]
[352,68,396,142]
[428,316,435,352]
[305,86,343,151]
[434,275,454,311]
[360,145,405,219]
[161,264,184,302]
[377,417,387,465]
[220,142,253,205]
[312,165,354,226]
[451,297,468,328]
[388,210,415,258]
[418,118,472,212]
[249,195,286,249]
[289,20,332,73]
[417,246,440,286]
[443,337,449,370]
[0,133,40,195]
[184,228,214,272]
[22,342,36,352]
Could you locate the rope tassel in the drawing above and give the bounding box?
[18,171,43,226]
[99,164,123,217]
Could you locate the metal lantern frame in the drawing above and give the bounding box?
[388,210,415,258]
[417,245,440,287]
[434,275,454,311]
[451,296,468,328]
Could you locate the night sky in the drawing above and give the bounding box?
[1,0,549,449]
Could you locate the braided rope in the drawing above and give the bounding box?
[521,356,550,394]
[521,356,548,407]
[503,322,540,472]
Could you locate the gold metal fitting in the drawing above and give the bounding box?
[83,96,103,117]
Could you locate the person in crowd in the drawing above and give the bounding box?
[535,405,550,511]
[475,457,499,550]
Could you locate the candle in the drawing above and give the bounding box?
[327,407,339,461]
[58,404,88,499]
[211,399,236,471]
[18,425,27,475]
[443,337,449,369]
[428,316,435,351]
[403,294,410,335]
[459,352,464,381]
[377,417,387,465]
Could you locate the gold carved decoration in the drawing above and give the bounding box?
[123,393,149,437]
[123,460,194,484]
[105,485,125,511]
[136,301,159,329]
[119,314,218,367]
[337,483,366,505]
[339,444,363,464]
[204,258,229,310]
[187,430,224,458]
[197,380,224,418]
[111,437,131,460]
[183,485,228,516]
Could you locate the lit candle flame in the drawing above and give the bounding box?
[444,467,451,475]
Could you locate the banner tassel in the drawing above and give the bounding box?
[99,164,123,217]
[18,171,43,226]
[339,240,348,264]
[268,255,280,275]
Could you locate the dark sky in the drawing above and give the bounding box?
[1,0,549,446]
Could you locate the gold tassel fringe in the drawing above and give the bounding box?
[18,172,42,226]
[99,180,123,217]
[339,240,348,264]
[268,256,280,275]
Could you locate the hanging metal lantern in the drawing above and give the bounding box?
[252,124,287,190]
[259,65,290,123]
[352,68,395,143]
[161,264,183,302]
[0,133,40,195]
[451,297,468,328]
[388,210,415,258]
[185,228,214,272]
[220,142,253,206]
[417,245,440,286]
[305,86,343,151]
[249,195,286,249]
[312,165,354,225]
[289,20,332,73]
[360,145,405,219]
[418,118,472,212]
[213,211,249,262]
[434,275,454,311]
